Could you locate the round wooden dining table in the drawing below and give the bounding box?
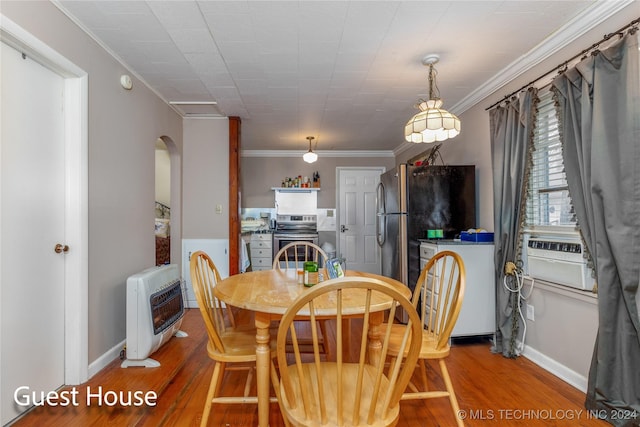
[213,268,410,427]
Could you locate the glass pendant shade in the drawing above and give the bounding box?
[303,136,318,163]
[303,150,318,163]
[405,54,460,143]
[404,99,461,143]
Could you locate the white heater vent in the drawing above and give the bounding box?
[525,238,595,291]
[121,264,187,368]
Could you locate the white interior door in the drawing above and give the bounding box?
[337,168,384,274]
[1,41,66,424]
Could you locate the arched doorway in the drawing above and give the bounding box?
[155,136,181,267]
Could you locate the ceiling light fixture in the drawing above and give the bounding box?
[303,136,318,163]
[405,54,460,143]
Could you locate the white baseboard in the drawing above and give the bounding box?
[522,344,588,392]
[88,339,126,379]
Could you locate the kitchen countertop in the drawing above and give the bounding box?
[418,238,494,245]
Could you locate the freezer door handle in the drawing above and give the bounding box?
[377,211,407,216]
[376,182,385,214]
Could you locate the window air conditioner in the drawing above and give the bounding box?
[525,238,595,291]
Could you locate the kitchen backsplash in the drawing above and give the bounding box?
[241,208,336,232]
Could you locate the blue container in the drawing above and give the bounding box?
[460,231,494,242]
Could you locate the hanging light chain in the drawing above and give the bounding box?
[428,64,440,101]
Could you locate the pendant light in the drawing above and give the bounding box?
[405,54,460,143]
[303,136,318,163]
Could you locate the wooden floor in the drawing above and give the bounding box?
[12,308,607,427]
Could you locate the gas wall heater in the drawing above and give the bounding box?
[525,238,595,292]
[121,264,188,368]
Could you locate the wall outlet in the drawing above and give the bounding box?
[215,204,223,214]
[526,304,535,321]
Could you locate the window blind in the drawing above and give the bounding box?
[526,87,576,227]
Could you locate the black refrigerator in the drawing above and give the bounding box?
[376,164,476,295]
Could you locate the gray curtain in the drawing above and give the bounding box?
[552,32,640,426]
[490,88,537,358]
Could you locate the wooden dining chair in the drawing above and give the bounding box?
[275,276,422,427]
[190,250,281,427]
[272,241,328,271]
[386,250,466,427]
[273,241,331,355]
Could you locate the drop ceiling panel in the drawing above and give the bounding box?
[56,0,615,151]
[170,102,224,117]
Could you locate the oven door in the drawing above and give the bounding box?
[272,233,319,261]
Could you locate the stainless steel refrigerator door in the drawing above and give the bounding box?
[380,211,401,281]
[378,166,408,286]
[379,167,403,214]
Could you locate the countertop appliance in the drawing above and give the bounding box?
[376,164,476,294]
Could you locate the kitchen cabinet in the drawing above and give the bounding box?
[419,240,495,337]
[250,233,273,271]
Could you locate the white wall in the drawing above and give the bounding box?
[182,118,229,239]
[523,281,598,391]
[2,1,183,364]
[241,155,395,209]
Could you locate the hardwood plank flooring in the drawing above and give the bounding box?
[11,309,607,426]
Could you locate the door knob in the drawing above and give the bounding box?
[340,225,349,233]
[54,244,69,254]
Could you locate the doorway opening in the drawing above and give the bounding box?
[155,138,171,265]
[155,136,180,267]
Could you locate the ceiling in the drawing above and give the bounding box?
[55,1,618,152]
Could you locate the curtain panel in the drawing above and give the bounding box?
[552,32,640,426]
[490,89,537,358]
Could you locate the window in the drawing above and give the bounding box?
[522,87,594,292]
[526,87,576,228]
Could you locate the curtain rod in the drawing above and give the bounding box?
[485,16,640,111]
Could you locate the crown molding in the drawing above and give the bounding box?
[449,0,634,115]
[241,150,394,158]
[392,141,419,158]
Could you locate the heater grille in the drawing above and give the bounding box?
[150,280,184,335]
